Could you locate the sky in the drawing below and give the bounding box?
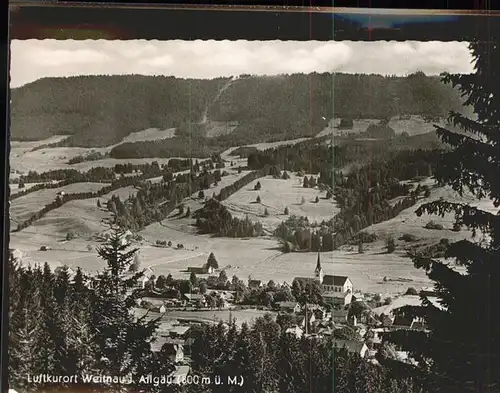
[10,40,474,88]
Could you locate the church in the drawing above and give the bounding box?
[293,253,353,305]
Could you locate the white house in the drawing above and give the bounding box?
[285,326,304,339]
[333,340,369,358]
[278,301,301,313]
[169,365,191,385]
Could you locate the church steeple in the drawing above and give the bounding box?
[314,252,323,284]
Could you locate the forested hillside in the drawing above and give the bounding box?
[11,72,465,149]
[11,75,229,146]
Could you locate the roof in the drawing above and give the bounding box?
[315,253,322,272]
[393,315,414,327]
[278,301,299,308]
[187,267,208,273]
[151,336,186,352]
[293,277,316,284]
[248,280,262,285]
[184,294,205,301]
[322,275,350,286]
[333,340,367,354]
[170,365,190,378]
[332,309,349,318]
[285,326,303,334]
[410,321,427,330]
[170,326,190,335]
[323,292,350,299]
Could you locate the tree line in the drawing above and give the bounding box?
[8,229,425,393]
[194,199,264,238]
[67,150,109,164]
[8,230,180,393]
[216,165,273,201]
[272,148,439,252]
[14,176,142,232]
[12,73,463,156]
[11,74,229,146]
[187,317,423,393]
[18,167,116,184]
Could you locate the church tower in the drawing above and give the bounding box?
[314,252,324,284]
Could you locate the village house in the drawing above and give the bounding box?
[300,313,316,329]
[333,340,369,358]
[123,267,153,289]
[391,314,427,331]
[331,309,349,324]
[164,340,185,363]
[277,301,301,313]
[369,327,387,345]
[323,291,353,306]
[285,326,304,339]
[169,325,191,340]
[150,337,185,363]
[187,264,214,275]
[313,308,328,320]
[183,293,206,307]
[354,323,367,338]
[248,279,263,289]
[153,305,167,313]
[317,326,334,337]
[168,366,190,385]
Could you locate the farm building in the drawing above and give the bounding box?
[285,326,304,339]
[187,265,214,274]
[331,309,349,324]
[300,313,316,329]
[169,366,190,384]
[333,340,369,358]
[277,301,301,313]
[150,337,185,363]
[248,279,263,289]
[323,291,353,306]
[183,293,206,307]
[169,325,191,339]
[152,305,167,313]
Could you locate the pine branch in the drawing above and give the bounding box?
[416,200,499,236]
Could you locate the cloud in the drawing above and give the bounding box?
[9,39,474,88]
[138,54,174,67]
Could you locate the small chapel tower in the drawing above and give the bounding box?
[314,252,324,284]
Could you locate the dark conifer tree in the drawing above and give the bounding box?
[89,229,159,387]
[386,41,500,392]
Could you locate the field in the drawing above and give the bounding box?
[10,124,492,299]
[222,174,337,231]
[10,146,110,173]
[10,135,69,151]
[163,170,253,234]
[9,182,44,195]
[10,182,111,225]
[9,133,206,174]
[137,222,431,296]
[361,178,499,249]
[315,116,448,138]
[9,157,435,297]
[119,127,176,143]
[371,294,444,316]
